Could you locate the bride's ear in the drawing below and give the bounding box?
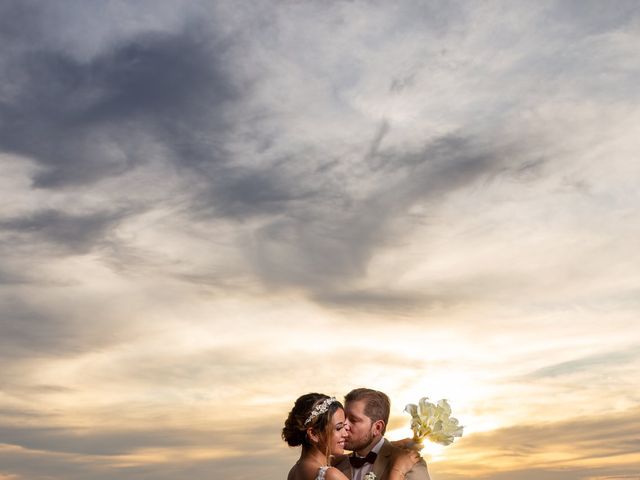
[306,427,320,444]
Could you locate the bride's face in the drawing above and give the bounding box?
[327,408,349,455]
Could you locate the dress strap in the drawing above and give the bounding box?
[316,465,330,480]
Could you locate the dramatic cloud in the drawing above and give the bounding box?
[0,1,639,480]
[0,209,127,253]
[0,27,236,187]
[434,408,640,480]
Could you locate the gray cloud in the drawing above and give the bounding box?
[193,163,319,219]
[244,133,534,300]
[437,467,640,480]
[0,424,195,456]
[1,208,127,254]
[461,407,640,457]
[0,418,287,479]
[85,343,426,395]
[0,296,117,360]
[0,3,639,480]
[2,404,638,480]
[0,1,43,47]
[312,288,449,313]
[1,0,547,309]
[549,0,640,36]
[2,0,636,311]
[0,207,137,366]
[435,407,640,480]
[0,265,31,285]
[524,345,640,379]
[0,4,236,188]
[0,447,290,480]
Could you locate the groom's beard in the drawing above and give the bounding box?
[345,429,375,453]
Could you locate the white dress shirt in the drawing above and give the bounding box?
[351,437,385,480]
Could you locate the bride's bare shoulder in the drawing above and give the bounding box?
[287,461,326,480]
[287,462,306,480]
[287,464,298,480]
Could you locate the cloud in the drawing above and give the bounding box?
[0,2,639,480]
[435,407,640,479]
[464,407,640,458]
[193,164,318,219]
[242,132,537,299]
[0,266,31,285]
[548,0,640,36]
[312,287,447,312]
[0,417,288,480]
[5,4,525,302]
[524,345,640,379]
[0,295,121,361]
[2,0,637,310]
[0,298,77,359]
[1,425,175,456]
[0,5,237,188]
[0,444,290,480]
[0,209,127,254]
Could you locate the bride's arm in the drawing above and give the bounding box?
[325,454,419,480]
[388,467,411,480]
[325,465,412,480]
[388,448,421,480]
[325,467,350,480]
[326,448,419,480]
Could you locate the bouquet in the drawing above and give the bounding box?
[404,397,463,448]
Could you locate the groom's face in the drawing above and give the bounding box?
[344,399,377,452]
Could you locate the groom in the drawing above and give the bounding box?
[335,388,430,480]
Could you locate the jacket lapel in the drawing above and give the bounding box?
[334,454,352,479]
[373,439,392,480]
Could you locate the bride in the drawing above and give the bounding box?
[283,393,419,480]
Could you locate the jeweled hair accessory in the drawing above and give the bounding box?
[304,397,336,426]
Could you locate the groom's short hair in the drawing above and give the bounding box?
[345,388,390,434]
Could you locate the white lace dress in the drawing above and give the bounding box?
[316,466,330,480]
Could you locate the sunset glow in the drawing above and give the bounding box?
[1,1,639,480]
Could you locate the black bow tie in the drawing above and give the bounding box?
[349,451,377,468]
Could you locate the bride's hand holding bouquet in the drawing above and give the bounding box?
[403,397,463,450]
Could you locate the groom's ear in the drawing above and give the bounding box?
[372,420,385,436]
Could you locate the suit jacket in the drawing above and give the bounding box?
[334,438,430,480]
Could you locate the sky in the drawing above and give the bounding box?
[1,1,639,479]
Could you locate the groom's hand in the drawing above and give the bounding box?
[390,438,423,451]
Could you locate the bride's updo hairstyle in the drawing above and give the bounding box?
[282,393,343,452]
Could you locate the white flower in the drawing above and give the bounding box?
[363,473,376,480]
[404,397,463,446]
